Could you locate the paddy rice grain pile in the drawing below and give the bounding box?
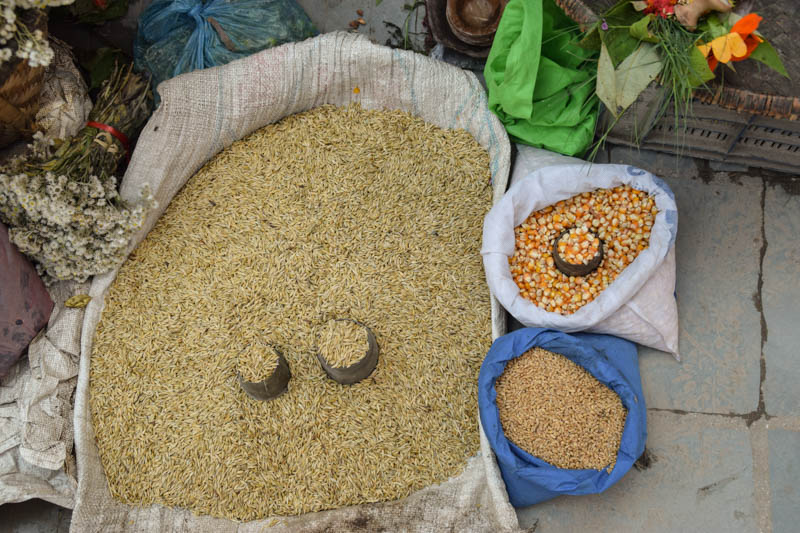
[238,343,279,382]
[318,320,369,368]
[495,347,627,471]
[90,104,493,521]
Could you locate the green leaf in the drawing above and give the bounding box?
[376,0,383,5]
[613,42,663,113]
[578,25,602,51]
[81,48,128,91]
[630,14,657,43]
[599,0,644,66]
[687,45,715,87]
[703,14,729,39]
[749,40,790,78]
[596,43,618,116]
[602,31,640,67]
[69,0,129,25]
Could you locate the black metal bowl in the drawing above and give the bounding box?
[237,345,291,401]
[552,229,604,277]
[316,319,379,385]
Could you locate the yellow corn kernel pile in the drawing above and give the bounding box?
[557,227,600,265]
[509,186,657,315]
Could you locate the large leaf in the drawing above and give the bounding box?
[598,42,663,117]
[614,43,663,112]
[579,25,602,51]
[603,30,640,67]
[749,39,789,78]
[596,43,618,116]
[687,45,716,87]
[630,14,658,43]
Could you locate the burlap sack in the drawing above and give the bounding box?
[71,32,519,532]
[0,280,88,507]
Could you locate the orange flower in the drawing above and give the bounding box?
[696,13,764,71]
[729,13,764,62]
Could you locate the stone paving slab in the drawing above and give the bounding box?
[295,0,419,50]
[516,412,758,533]
[603,146,700,180]
[769,429,800,533]
[763,184,800,417]
[0,499,70,533]
[636,174,762,414]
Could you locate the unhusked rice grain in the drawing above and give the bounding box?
[494,347,626,472]
[238,343,279,382]
[317,320,368,368]
[90,104,493,521]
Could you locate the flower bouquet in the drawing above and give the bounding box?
[579,0,788,126]
[0,64,155,283]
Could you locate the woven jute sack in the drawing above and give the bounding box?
[70,32,519,532]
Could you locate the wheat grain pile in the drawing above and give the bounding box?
[495,347,627,472]
[90,104,493,521]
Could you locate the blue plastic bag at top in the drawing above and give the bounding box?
[134,0,317,101]
[478,328,647,507]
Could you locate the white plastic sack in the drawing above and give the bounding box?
[70,32,520,532]
[0,280,87,508]
[483,158,680,358]
[35,38,92,143]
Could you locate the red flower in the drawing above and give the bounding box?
[644,0,677,18]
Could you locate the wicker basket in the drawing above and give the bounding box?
[0,9,48,149]
[556,0,800,173]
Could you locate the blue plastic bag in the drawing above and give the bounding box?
[134,0,317,100]
[478,328,647,507]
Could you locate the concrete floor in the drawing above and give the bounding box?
[3,2,800,532]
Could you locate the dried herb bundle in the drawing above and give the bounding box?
[0,63,155,283]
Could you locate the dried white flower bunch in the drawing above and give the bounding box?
[0,132,156,283]
[1,0,74,68]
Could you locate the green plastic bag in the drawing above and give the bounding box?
[484,0,598,156]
